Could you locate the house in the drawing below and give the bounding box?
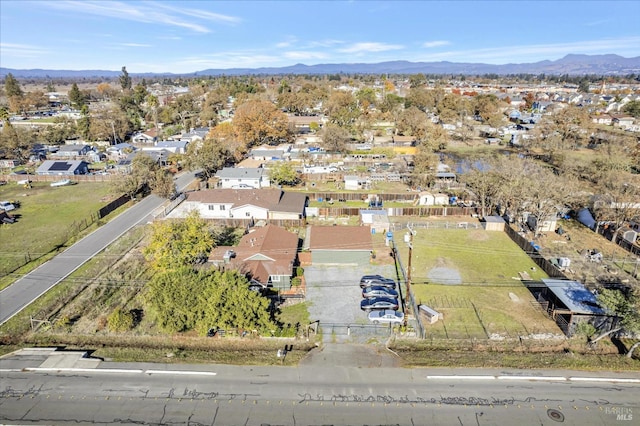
[0,159,22,169]
[208,224,299,291]
[215,167,270,189]
[106,143,137,158]
[418,192,449,206]
[86,150,107,163]
[131,129,157,144]
[611,115,635,129]
[250,145,289,161]
[170,188,307,221]
[54,144,92,158]
[305,226,373,265]
[36,160,89,176]
[179,127,208,143]
[591,114,613,125]
[144,140,189,154]
[530,279,610,337]
[287,114,323,133]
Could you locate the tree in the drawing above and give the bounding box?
[592,288,640,358]
[233,99,290,147]
[622,100,640,118]
[143,210,215,272]
[397,106,431,144]
[325,90,359,129]
[77,104,91,139]
[268,162,299,186]
[68,83,85,109]
[459,156,500,217]
[196,270,277,335]
[184,137,232,181]
[152,169,176,199]
[0,124,36,163]
[4,73,23,97]
[321,124,350,153]
[119,66,132,91]
[112,153,158,199]
[144,268,277,335]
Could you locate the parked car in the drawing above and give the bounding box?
[362,286,398,299]
[359,276,396,289]
[368,309,404,325]
[0,201,16,212]
[360,297,399,311]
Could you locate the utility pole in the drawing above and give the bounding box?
[403,225,416,326]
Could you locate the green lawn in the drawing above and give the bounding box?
[0,181,116,279]
[392,226,559,338]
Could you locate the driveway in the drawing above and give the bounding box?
[304,264,397,343]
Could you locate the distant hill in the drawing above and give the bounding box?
[2,54,639,79]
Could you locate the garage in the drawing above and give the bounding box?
[306,225,373,266]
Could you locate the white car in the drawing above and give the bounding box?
[368,309,404,325]
[0,201,16,212]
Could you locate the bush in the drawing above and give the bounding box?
[107,308,134,332]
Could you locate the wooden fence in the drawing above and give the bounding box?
[1,174,116,183]
[503,225,567,279]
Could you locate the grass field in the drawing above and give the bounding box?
[0,181,117,281]
[392,224,560,339]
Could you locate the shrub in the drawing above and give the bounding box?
[107,308,134,332]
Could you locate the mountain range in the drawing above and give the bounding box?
[2,54,640,79]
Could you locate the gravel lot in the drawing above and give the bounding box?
[304,264,397,343]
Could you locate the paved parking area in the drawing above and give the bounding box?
[304,264,397,343]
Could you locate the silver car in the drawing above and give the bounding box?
[362,286,399,299]
[368,309,404,325]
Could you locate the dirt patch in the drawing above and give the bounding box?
[427,267,462,285]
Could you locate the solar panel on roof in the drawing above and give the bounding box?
[49,162,73,171]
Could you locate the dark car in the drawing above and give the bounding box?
[360,297,399,311]
[362,286,399,299]
[359,276,396,289]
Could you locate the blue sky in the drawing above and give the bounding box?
[1,1,639,73]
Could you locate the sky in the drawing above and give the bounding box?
[1,0,640,74]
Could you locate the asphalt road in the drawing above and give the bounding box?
[0,172,197,325]
[1,351,638,426]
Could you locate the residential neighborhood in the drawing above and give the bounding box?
[1,61,639,381]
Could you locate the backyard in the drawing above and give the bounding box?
[392,221,561,339]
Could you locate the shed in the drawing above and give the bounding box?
[418,192,449,206]
[419,305,443,324]
[344,175,369,190]
[483,215,505,231]
[620,228,638,245]
[533,279,610,337]
[360,209,390,234]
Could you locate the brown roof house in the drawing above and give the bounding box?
[169,188,307,222]
[209,224,299,291]
[306,225,373,265]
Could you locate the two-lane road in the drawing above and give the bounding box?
[0,172,197,325]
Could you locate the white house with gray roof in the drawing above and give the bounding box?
[169,188,307,221]
[215,167,270,189]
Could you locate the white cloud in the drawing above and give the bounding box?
[422,40,450,48]
[415,37,640,64]
[41,1,241,34]
[276,36,298,48]
[283,51,329,60]
[0,42,48,59]
[338,42,404,54]
[120,43,152,48]
[308,39,344,48]
[179,52,282,70]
